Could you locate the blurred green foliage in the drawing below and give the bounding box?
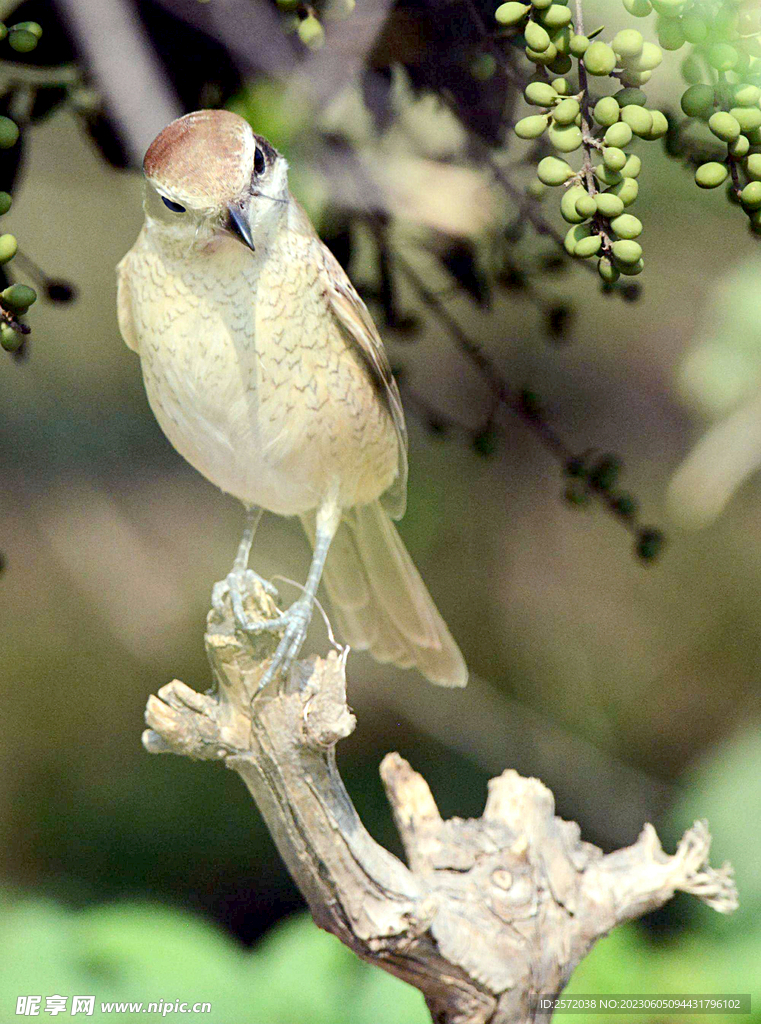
[0,898,426,1023]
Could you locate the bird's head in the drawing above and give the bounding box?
[142,109,289,254]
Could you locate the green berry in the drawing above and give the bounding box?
[527,177,547,199]
[595,192,625,217]
[612,29,644,58]
[695,162,729,188]
[595,163,624,187]
[604,121,633,147]
[740,182,761,209]
[707,42,738,72]
[495,1,529,24]
[612,238,643,263]
[621,153,642,178]
[622,0,652,15]
[540,4,572,28]
[0,234,17,263]
[515,114,549,138]
[0,192,11,216]
[1,283,35,312]
[730,135,750,158]
[525,19,552,51]
[708,111,741,142]
[680,84,715,118]
[298,15,325,48]
[560,185,589,223]
[730,106,761,132]
[524,81,557,105]
[603,147,627,172]
[620,70,653,88]
[746,153,761,180]
[609,176,639,205]
[621,104,653,136]
[750,209,761,234]
[615,88,647,107]
[0,117,18,149]
[553,97,580,124]
[525,42,557,64]
[547,52,573,74]
[610,213,643,238]
[564,223,592,255]
[640,109,668,140]
[0,323,21,352]
[575,233,602,258]
[657,19,685,50]
[584,41,617,75]
[593,96,620,127]
[733,84,761,108]
[628,42,663,72]
[598,257,620,283]
[537,155,573,184]
[680,14,707,44]
[569,34,588,56]
[552,78,571,96]
[618,257,645,276]
[531,0,552,8]
[548,121,582,151]
[8,28,38,53]
[575,192,598,218]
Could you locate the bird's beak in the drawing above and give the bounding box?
[227,204,255,251]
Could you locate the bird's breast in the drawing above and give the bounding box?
[125,239,398,515]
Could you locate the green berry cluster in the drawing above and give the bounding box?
[0,19,41,352]
[496,1,576,75]
[624,0,761,229]
[506,0,668,282]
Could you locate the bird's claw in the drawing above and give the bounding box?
[212,568,314,693]
[212,567,279,632]
[254,597,313,693]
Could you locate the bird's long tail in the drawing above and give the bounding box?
[300,500,467,687]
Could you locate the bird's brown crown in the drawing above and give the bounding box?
[144,110,254,205]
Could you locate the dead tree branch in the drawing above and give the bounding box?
[142,585,738,1024]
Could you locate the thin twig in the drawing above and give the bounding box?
[391,246,573,464]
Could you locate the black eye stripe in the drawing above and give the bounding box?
[254,146,265,175]
[161,197,186,213]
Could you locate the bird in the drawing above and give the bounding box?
[117,109,467,690]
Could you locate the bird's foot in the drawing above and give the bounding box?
[251,596,314,693]
[212,567,279,632]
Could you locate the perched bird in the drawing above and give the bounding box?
[117,109,467,689]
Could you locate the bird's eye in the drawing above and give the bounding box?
[254,146,265,175]
[161,197,186,213]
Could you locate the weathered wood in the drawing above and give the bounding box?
[143,584,737,1024]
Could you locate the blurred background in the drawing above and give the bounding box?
[2,0,761,1020]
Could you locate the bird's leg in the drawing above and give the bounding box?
[211,505,278,629]
[251,500,341,693]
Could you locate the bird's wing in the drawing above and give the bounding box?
[116,252,139,353]
[314,236,409,520]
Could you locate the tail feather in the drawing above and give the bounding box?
[300,501,467,688]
